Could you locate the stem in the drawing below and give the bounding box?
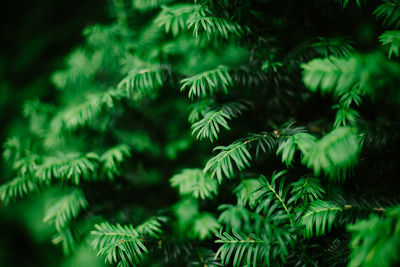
[267,183,294,226]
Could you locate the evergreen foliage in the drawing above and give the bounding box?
[170,168,218,199]
[180,66,232,98]
[348,206,400,267]
[2,0,400,266]
[379,30,400,58]
[191,100,248,142]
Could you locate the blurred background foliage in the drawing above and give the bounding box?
[0,0,107,266]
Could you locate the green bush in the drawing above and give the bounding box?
[2,0,400,266]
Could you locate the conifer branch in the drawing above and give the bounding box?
[300,200,343,238]
[92,223,148,266]
[205,124,305,182]
[100,144,131,180]
[253,171,294,226]
[92,217,166,266]
[191,101,248,142]
[155,3,201,36]
[374,0,400,28]
[290,177,325,204]
[180,66,232,98]
[203,138,253,182]
[118,67,163,97]
[348,205,400,267]
[44,188,88,230]
[0,176,42,205]
[379,30,400,58]
[170,168,218,199]
[187,15,250,39]
[312,37,355,57]
[57,89,125,130]
[278,127,361,181]
[35,153,99,184]
[215,230,270,267]
[192,213,220,240]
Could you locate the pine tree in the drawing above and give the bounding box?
[1,0,400,266]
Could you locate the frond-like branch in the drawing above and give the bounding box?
[100,144,131,180]
[285,133,313,160]
[59,89,125,129]
[203,138,252,182]
[374,1,400,28]
[118,67,163,97]
[192,213,220,240]
[215,231,270,267]
[0,176,42,205]
[379,30,400,58]
[35,152,99,184]
[170,168,218,199]
[51,49,100,89]
[233,179,261,206]
[290,177,326,204]
[92,222,148,266]
[302,53,400,97]
[348,205,400,267]
[155,4,201,36]
[302,127,361,180]
[204,124,305,182]
[191,101,248,142]
[300,200,343,238]
[252,171,293,225]
[333,105,360,128]
[136,216,167,238]
[218,204,252,231]
[301,55,359,95]
[44,188,88,230]
[312,37,355,57]
[187,15,250,39]
[278,127,361,181]
[180,66,232,98]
